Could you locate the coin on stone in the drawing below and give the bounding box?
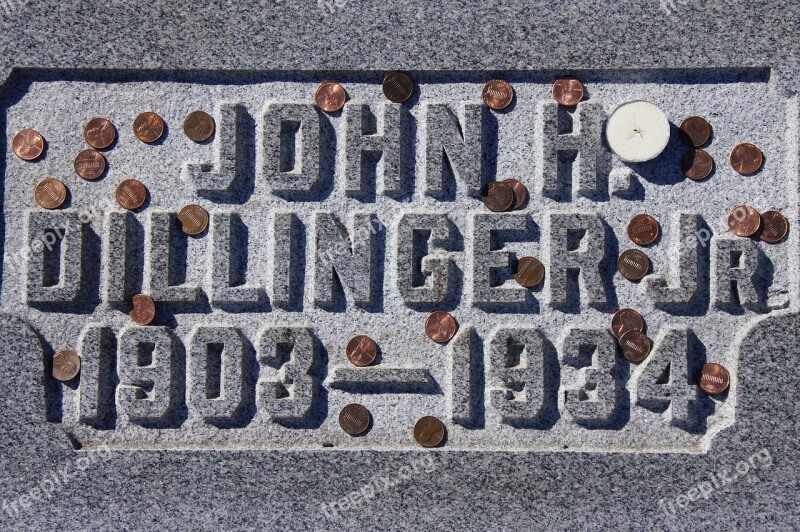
[178,204,209,236]
[133,111,165,143]
[129,294,156,325]
[382,71,414,103]
[183,110,216,142]
[678,116,711,147]
[699,363,730,394]
[12,128,45,161]
[627,214,660,246]
[502,178,528,210]
[618,330,651,362]
[315,81,347,113]
[611,308,644,339]
[482,181,514,212]
[514,256,545,288]
[83,117,116,149]
[617,249,650,281]
[346,335,378,367]
[52,349,81,381]
[759,210,788,244]
[115,178,148,210]
[727,205,761,237]
[74,149,106,180]
[729,143,763,175]
[552,77,584,107]
[34,178,67,210]
[413,416,445,448]
[482,79,513,110]
[680,149,714,181]
[425,311,458,343]
[339,403,371,436]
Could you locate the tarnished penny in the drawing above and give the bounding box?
[699,363,730,394]
[413,416,445,448]
[611,309,644,339]
[183,110,216,142]
[115,179,148,210]
[727,205,761,237]
[425,311,458,343]
[34,178,67,209]
[133,112,165,143]
[514,256,545,288]
[74,149,106,180]
[760,210,788,243]
[552,77,584,107]
[346,335,378,367]
[482,79,514,110]
[178,204,209,236]
[315,81,347,113]
[339,403,371,436]
[83,117,116,149]
[502,178,528,210]
[382,71,414,103]
[12,129,45,161]
[482,181,514,212]
[618,330,651,362]
[729,143,763,175]
[617,249,650,281]
[680,149,714,181]
[129,294,156,325]
[678,116,711,147]
[52,349,81,381]
[627,214,660,246]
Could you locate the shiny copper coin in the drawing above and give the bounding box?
[183,110,216,142]
[315,81,347,113]
[178,204,209,236]
[382,71,414,103]
[129,294,156,325]
[610,308,644,339]
[502,178,528,210]
[680,149,714,181]
[52,349,81,381]
[74,149,106,180]
[618,330,651,362]
[346,335,378,367]
[425,311,458,343]
[678,116,711,147]
[729,143,763,175]
[514,256,545,288]
[627,214,660,246]
[339,403,371,436]
[617,249,650,281]
[83,117,116,149]
[115,179,148,210]
[482,79,514,110]
[12,129,45,161]
[413,416,445,448]
[727,205,761,237]
[133,112,165,143]
[760,210,788,244]
[482,181,514,212]
[552,77,584,107]
[34,178,67,210]
[699,363,730,394]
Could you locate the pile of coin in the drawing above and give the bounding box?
[482,179,528,212]
[728,205,788,243]
[610,309,651,362]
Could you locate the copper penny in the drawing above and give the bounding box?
[482,79,514,110]
[133,112,165,143]
[52,349,81,381]
[502,178,528,210]
[610,308,644,339]
[425,311,458,343]
[514,256,545,288]
[617,249,650,281]
[346,335,378,367]
[129,294,156,325]
[699,363,730,394]
[678,116,711,147]
[178,204,209,236]
[618,330,651,362]
[680,149,714,181]
[727,205,761,237]
[115,179,148,210]
[760,210,788,244]
[482,181,515,212]
[34,178,67,210]
[183,110,216,142]
[729,143,763,175]
[627,214,660,246]
[12,129,45,161]
[74,149,106,180]
[552,77,584,107]
[315,81,347,113]
[338,403,371,436]
[83,117,116,149]
[382,71,414,103]
[413,416,445,448]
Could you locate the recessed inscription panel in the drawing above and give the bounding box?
[2,70,795,451]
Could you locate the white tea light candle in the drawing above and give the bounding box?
[606,100,671,162]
